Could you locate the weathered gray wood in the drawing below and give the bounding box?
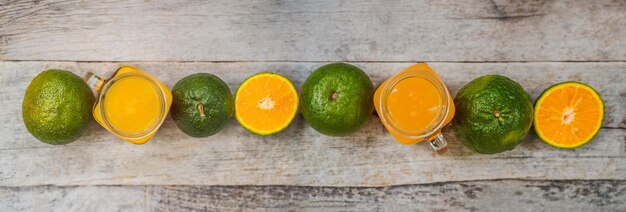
[147,180,626,211]
[1,61,624,187]
[1,0,625,62]
[3,180,624,211]
[0,186,145,211]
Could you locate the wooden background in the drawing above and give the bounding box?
[1,0,624,211]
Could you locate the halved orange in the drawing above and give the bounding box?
[235,72,298,135]
[534,82,604,148]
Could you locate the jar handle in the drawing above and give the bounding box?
[429,133,449,155]
[84,72,105,93]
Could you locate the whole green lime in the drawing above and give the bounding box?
[300,63,374,136]
[171,73,234,137]
[22,70,95,145]
[453,75,534,154]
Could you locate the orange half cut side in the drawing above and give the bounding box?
[235,72,298,135]
[534,82,604,148]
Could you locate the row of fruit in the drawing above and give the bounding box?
[22,63,604,154]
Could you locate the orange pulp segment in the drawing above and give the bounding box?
[534,82,604,148]
[235,73,298,135]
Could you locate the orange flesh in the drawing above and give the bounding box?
[535,84,603,147]
[235,74,298,135]
[387,77,443,132]
[104,77,161,135]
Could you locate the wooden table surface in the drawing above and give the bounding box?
[1,0,624,211]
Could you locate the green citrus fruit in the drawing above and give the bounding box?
[453,75,534,154]
[300,63,374,136]
[171,73,234,137]
[22,69,95,145]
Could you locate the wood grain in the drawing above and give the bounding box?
[1,61,624,187]
[2,180,624,211]
[2,0,624,209]
[147,180,626,211]
[1,0,625,62]
[0,186,145,211]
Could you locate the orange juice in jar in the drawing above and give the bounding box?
[374,64,455,155]
[85,66,172,144]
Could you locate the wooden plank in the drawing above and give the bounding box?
[2,180,623,211]
[1,0,625,62]
[0,61,624,187]
[0,186,145,211]
[147,180,626,211]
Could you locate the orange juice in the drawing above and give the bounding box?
[87,66,172,144]
[103,76,161,135]
[387,77,443,131]
[374,64,455,154]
